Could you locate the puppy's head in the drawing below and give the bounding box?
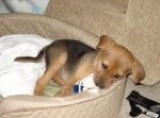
[94,35,145,88]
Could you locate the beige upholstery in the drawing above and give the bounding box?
[46,0,160,85]
[0,14,126,118]
[125,0,160,85]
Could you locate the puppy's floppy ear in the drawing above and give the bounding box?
[129,58,145,84]
[96,35,116,50]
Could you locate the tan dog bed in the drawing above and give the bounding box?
[0,14,126,118]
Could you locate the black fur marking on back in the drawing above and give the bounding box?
[64,40,95,65]
[52,39,95,68]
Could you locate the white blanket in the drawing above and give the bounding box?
[0,34,52,98]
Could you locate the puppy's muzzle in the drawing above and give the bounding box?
[94,76,106,89]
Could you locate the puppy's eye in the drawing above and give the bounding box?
[102,63,108,70]
[114,74,120,78]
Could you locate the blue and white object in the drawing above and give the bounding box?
[74,73,99,94]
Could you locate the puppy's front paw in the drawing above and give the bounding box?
[34,84,45,96]
[56,86,73,97]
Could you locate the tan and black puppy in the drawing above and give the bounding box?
[15,35,145,96]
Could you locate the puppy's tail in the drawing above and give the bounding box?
[15,47,45,63]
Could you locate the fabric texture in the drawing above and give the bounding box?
[0,34,52,97]
[0,0,50,14]
[0,1,10,14]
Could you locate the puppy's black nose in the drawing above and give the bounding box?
[95,81,105,89]
[95,81,99,86]
[135,83,143,85]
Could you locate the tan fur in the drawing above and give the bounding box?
[95,36,145,87]
[15,35,145,96]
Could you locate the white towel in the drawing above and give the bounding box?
[0,34,52,97]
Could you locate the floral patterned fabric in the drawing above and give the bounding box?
[0,0,50,14]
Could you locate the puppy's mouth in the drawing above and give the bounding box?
[95,83,106,89]
[94,74,106,89]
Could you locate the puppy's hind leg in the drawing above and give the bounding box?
[34,51,67,95]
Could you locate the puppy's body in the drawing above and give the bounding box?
[44,40,98,82]
[16,39,99,96]
[15,36,145,96]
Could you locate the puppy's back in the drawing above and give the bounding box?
[53,40,95,65]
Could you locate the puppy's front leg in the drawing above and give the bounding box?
[57,60,94,96]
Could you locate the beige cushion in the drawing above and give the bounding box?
[125,0,160,85]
